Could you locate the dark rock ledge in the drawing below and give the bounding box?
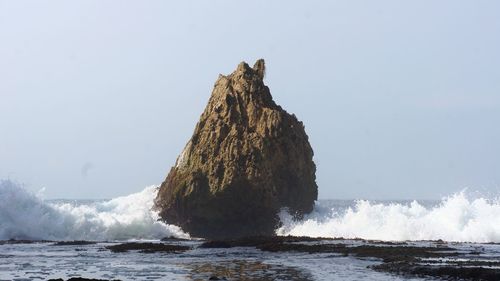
[105,242,190,253]
[200,236,500,281]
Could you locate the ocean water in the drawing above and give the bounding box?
[1,179,500,280]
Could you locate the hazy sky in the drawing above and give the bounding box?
[1,1,499,199]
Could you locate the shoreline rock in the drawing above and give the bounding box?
[105,242,190,253]
[154,59,318,239]
[4,237,498,280]
[198,235,500,281]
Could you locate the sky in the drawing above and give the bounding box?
[1,1,499,200]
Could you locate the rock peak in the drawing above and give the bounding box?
[235,61,251,73]
[233,59,265,80]
[253,59,266,80]
[210,59,276,114]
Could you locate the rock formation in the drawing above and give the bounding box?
[154,59,317,239]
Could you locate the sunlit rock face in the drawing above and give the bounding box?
[155,59,317,239]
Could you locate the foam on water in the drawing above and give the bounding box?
[0,180,189,241]
[278,192,500,243]
[2,179,500,243]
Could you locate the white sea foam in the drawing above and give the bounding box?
[278,192,500,243]
[3,179,500,243]
[0,180,189,241]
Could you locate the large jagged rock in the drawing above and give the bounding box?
[154,59,317,239]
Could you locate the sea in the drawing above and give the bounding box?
[1,179,500,280]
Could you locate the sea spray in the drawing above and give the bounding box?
[3,179,500,243]
[0,180,189,241]
[278,192,500,243]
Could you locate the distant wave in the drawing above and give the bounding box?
[0,180,188,241]
[278,192,500,243]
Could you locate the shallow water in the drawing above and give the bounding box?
[0,239,462,281]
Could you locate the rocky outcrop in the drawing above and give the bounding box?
[154,59,317,239]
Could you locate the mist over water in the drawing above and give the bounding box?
[1,179,500,242]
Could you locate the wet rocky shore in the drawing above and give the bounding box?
[2,236,499,280]
[198,236,500,280]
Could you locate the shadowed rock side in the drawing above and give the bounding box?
[155,59,317,239]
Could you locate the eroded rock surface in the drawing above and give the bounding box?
[154,59,317,239]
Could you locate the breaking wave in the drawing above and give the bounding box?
[3,179,499,243]
[0,180,188,241]
[278,192,500,243]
